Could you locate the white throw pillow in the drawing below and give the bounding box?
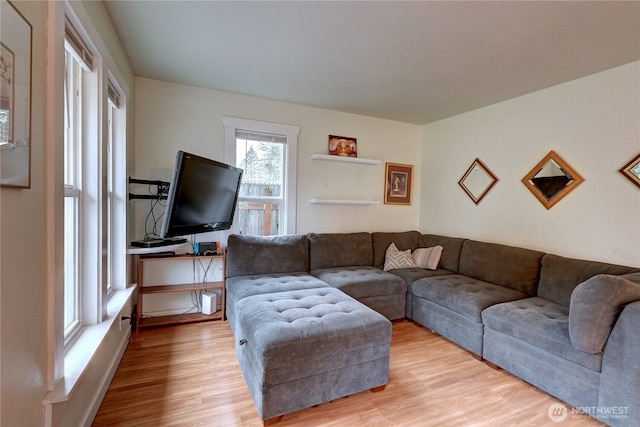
[384,242,417,271]
[412,246,444,270]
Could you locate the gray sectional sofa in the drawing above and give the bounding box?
[225,231,640,426]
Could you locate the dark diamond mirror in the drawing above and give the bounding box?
[522,151,584,210]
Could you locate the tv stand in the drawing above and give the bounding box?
[135,252,226,331]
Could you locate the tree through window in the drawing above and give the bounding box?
[236,132,285,235]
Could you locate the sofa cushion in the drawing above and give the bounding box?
[569,274,640,354]
[226,273,330,306]
[482,297,602,371]
[387,267,454,286]
[418,234,466,273]
[411,274,528,323]
[412,246,443,270]
[383,242,416,271]
[459,240,544,296]
[372,231,420,269]
[308,232,372,270]
[311,266,407,300]
[537,254,639,306]
[226,234,309,277]
[225,272,331,335]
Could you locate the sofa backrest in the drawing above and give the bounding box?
[459,240,544,296]
[538,254,639,306]
[622,271,640,284]
[308,232,373,270]
[418,234,466,273]
[372,231,421,269]
[226,234,309,278]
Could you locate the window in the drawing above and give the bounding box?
[107,76,127,298]
[106,80,122,295]
[107,101,113,294]
[63,17,127,344]
[223,117,300,236]
[63,48,82,339]
[235,131,285,236]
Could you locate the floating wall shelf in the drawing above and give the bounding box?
[309,198,380,205]
[310,154,381,165]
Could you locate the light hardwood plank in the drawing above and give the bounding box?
[93,320,605,427]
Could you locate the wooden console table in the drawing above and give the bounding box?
[135,252,226,331]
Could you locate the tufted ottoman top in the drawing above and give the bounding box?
[235,287,392,371]
[226,272,330,304]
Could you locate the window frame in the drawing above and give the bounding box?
[106,75,127,297]
[223,117,300,236]
[62,15,128,347]
[44,2,132,408]
[63,46,84,343]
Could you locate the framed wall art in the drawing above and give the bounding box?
[522,151,583,210]
[0,0,32,188]
[384,162,413,205]
[328,135,357,157]
[619,153,640,190]
[458,158,499,205]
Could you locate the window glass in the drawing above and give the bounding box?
[63,49,81,338]
[235,134,285,236]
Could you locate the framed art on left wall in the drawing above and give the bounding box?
[0,0,32,188]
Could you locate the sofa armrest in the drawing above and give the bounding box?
[599,301,640,426]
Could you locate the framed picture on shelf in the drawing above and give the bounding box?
[384,162,413,205]
[328,135,357,157]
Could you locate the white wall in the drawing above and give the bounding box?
[0,2,48,426]
[421,62,640,267]
[0,1,136,426]
[133,77,423,238]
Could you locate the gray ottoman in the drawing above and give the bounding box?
[234,287,392,423]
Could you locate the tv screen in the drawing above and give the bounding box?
[160,151,243,238]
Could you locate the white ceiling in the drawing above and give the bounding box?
[103,1,640,125]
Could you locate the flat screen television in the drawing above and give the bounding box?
[160,151,243,239]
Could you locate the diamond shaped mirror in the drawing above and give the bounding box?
[619,153,640,189]
[458,158,498,205]
[522,151,584,210]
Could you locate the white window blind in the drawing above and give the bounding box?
[235,130,286,144]
[65,16,94,71]
[107,79,121,109]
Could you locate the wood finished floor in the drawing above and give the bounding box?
[92,320,605,427]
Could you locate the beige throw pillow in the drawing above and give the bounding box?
[384,242,416,271]
[413,246,444,270]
